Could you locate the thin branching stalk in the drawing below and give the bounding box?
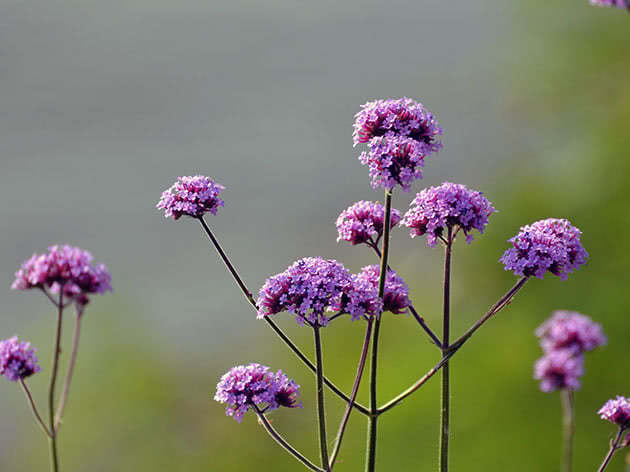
[48,293,64,472]
[440,227,453,472]
[598,427,626,472]
[561,389,575,472]
[55,307,83,430]
[313,326,330,471]
[20,379,52,437]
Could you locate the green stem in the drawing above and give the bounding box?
[561,389,574,472]
[440,229,453,472]
[598,427,626,472]
[48,294,64,472]
[55,308,83,430]
[20,379,52,437]
[313,326,330,471]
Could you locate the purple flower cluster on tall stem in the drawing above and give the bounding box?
[596,396,630,472]
[0,337,40,382]
[336,201,401,247]
[590,0,630,9]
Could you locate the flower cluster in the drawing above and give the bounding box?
[534,311,604,393]
[598,396,630,428]
[353,98,442,191]
[590,0,630,9]
[500,218,588,280]
[0,337,40,382]
[257,257,382,325]
[12,245,112,306]
[355,265,410,314]
[336,201,401,246]
[214,363,301,423]
[402,182,496,247]
[157,175,225,220]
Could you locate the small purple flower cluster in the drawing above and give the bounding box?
[336,201,401,246]
[157,175,225,220]
[0,337,40,382]
[402,182,496,247]
[353,98,442,191]
[355,265,410,315]
[598,396,630,428]
[12,245,112,306]
[257,257,382,325]
[500,218,588,280]
[214,363,301,423]
[590,0,630,9]
[534,311,605,392]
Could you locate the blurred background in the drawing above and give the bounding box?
[1,0,629,470]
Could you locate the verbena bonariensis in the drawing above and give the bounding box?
[6,245,111,472]
[157,97,609,472]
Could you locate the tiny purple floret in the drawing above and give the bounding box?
[534,349,584,392]
[336,201,401,246]
[598,396,630,427]
[0,337,40,382]
[157,175,225,220]
[355,265,410,315]
[536,310,606,354]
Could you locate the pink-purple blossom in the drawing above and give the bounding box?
[590,0,630,9]
[0,337,40,382]
[534,349,584,392]
[214,363,301,423]
[257,257,382,326]
[536,310,606,354]
[353,98,442,191]
[355,265,410,315]
[598,396,630,427]
[336,201,401,246]
[402,182,496,248]
[12,245,112,306]
[500,218,588,280]
[157,175,225,220]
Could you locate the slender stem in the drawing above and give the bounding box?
[197,216,370,415]
[561,389,575,472]
[329,319,374,469]
[368,244,441,348]
[598,427,626,472]
[378,277,529,414]
[313,326,330,471]
[254,406,325,472]
[48,293,64,472]
[55,309,83,430]
[19,379,52,437]
[440,229,453,472]
[366,191,392,472]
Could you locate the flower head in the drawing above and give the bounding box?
[598,396,630,427]
[157,175,225,220]
[0,337,40,382]
[536,310,606,354]
[12,245,112,306]
[590,0,630,9]
[402,182,496,247]
[534,349,584,392]
[214,363,301,422]
[257,257,381,326]
[355,265,410,314]
[336,201,401,246]
[500,218,588,280]
[353,98,442,191]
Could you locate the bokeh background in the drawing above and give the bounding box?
[1,0,629,470]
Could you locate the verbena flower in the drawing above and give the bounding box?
[534,349,584,392]
[590,0,630,9]
[598,396,630,427]
[336,201,401,246]
[0,337,40,382]
[353,98,442,191]
[157,175,225,220]
[355,265,410,314]
[214,363,301,423]
[536,310,606,354]
[500,218,588,280]
[12,245,112,306]
[402,182,496,247]
[257,257,381,326]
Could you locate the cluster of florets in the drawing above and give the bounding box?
[0,337,40,382]
[157,175,225,220]
[534,311,604,393]
[355,265,410,314]
[12,245,112,306]
[353,98,442,191]
[336,201,401,246]
[590,0,630,9]
[256,257,382,326]
[598,396,630,428]
[500,218,588,280]
[214,363,301,422]
[402,182,496,247]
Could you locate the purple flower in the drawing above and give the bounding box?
[402,182,496,248]
[536,310,606,354]
[598,396,630,427]
[336,201,401,246]
[12,245,112,306]
[355,265,410,314]
[500,218,588,280]
[214,363,301,423]
[157,175,225,220]
[590,0,630,9]
[0,337,40,382]
[257,257,381,326]
[534,349,584,392]
[353,98,442,191]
